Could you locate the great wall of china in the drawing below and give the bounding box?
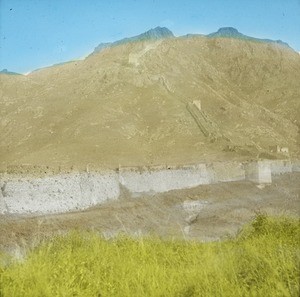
[187,101,222,139]
[0,159,299,215]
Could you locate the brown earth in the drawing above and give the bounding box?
[1,36,300,173]
[1,172,299,255]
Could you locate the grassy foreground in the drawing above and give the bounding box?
[0,215,299,297]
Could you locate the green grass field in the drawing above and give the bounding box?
[0,215,299,297]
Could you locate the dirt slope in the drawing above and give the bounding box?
[1,36,299,171]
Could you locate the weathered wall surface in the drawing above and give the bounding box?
[270,160,292,175]
[0,160,298,215]
[0,172,119,214]
[119,164,209,194]
[292,160,300,172]
[244,161,272,184]
[207,161,245,183]
[0,187,8,214]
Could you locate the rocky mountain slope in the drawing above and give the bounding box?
[0,29,299,172]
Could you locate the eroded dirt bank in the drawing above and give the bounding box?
[1,172,299,255]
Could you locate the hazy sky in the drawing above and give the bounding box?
[1,0,299,74]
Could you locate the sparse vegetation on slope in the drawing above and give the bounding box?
[1,36,299,170]
[1,215,299,296]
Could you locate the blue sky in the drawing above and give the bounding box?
[1,0,299,74]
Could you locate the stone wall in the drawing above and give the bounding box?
[0,172,119,214]
[207,161,245,183]
[270,160,292,175]
[119,164,209,194]
[0,159,298,215]
[244,161,272,184]
[291,159,300,172]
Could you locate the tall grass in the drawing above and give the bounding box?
[0,215,299,296]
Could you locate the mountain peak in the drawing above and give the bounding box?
[144,26,174,38]
[0,68,22,75]
[207,27,291,49]
[92,27,174,54]
[217,27,240,34]
[207,27,243,38]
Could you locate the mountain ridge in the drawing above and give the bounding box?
[91,26,292,56]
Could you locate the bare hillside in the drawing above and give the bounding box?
[0,36,299,171]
